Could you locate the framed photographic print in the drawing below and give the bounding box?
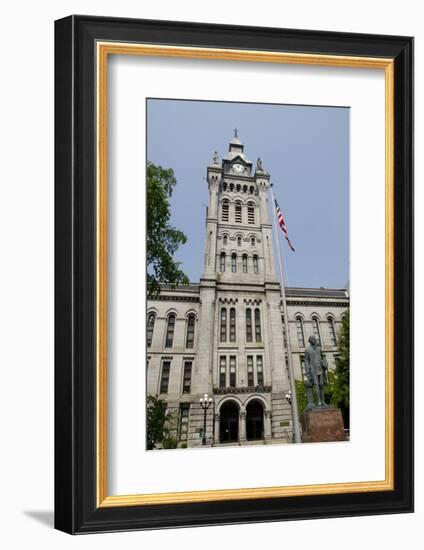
[54,15,413,533]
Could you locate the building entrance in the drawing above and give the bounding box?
[246,400,264,440]
[219,401,239,443]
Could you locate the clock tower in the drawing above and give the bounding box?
[190,130,293,445]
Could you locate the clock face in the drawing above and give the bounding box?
[232,163,245,173]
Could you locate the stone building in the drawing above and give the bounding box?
[146,132,349,448]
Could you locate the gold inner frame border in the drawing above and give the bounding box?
[96,42,395,508]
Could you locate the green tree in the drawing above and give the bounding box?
[146,395,178,450]
[147,162,189,297]
[295,379,308,415]
[328,310,350,427]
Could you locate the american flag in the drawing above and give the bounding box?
[275,200,295,251]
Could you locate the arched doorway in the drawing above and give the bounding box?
[246,400,264,441]
[219,401,239,443]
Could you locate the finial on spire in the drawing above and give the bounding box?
[213,151,219,164]
[234,127,238,139]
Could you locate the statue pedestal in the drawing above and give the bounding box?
[302,407,345,443]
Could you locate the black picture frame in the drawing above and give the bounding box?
[55,15,413,534]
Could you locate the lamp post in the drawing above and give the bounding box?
[199,393,213,446]
[285,390,302,442]
[285,390,292,405]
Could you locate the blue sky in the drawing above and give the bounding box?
[147,99,349,289]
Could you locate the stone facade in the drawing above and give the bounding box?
[147,133,349,448]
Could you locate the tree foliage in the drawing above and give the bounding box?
[146,395,179,450]
[295,379,308,415]
[147,162,189,297]
[329,310,350,427]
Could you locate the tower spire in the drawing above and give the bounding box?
[229,127,243,151]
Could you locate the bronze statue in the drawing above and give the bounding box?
[304,335,327,408]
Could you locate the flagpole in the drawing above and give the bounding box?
[270,184,302,444]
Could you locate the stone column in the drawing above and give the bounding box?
[266,288,289,392]
[239,411,246,443]
[214,413,220,444]
[173,318,186,352]
[153,317,167,350]
[192,283,216,394]
[261,229,277,281]
[237,300,247,386]
[203,175,220,277]
[265,410,272,440]
[257,183,270,224]
[146,354,160,395]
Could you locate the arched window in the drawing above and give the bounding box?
[236,184,241,192]
[237,236,242,247]
[220,308,227,342]
[328,317,337,346]
[222,200,229,221]
[222,182,227,192]
[251,237,255,246]
[146,313,155,347]
[165,314,176,348]
[230,307,236,342]
[235,201,242,223]
[247,202,255,224]
[295,317,305,347]
[242,254,248,273]
[220,252,226,272]
[186,315,196,348]
[229,183,234,192]
[246,308,253,342]
[231,253,237,273]
[255,308,262,342]
[312,316,321,345]
[253,255,259,273]
[223,235,228,246]
[250,186,254,194]
[243,185,248,193]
